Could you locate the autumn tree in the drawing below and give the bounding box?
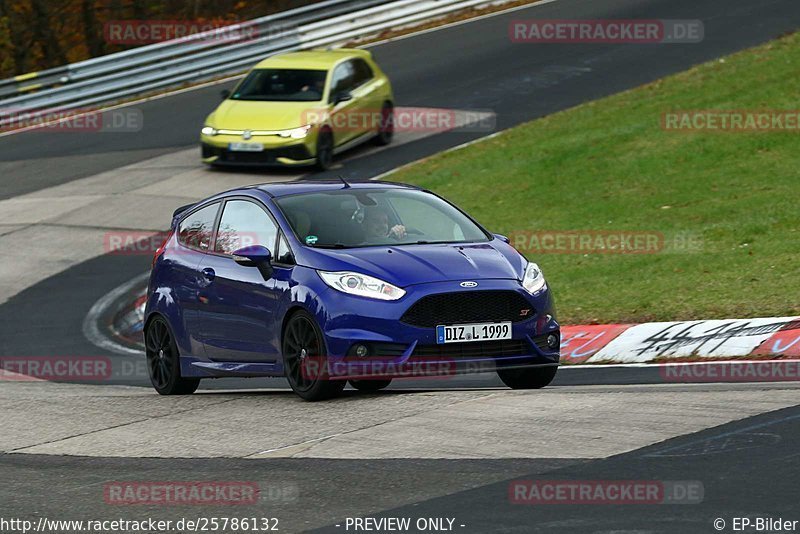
[0,0,325,80]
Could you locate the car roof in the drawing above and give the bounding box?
[253,49,371,70]
[249,180,421,198]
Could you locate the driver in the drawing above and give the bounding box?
[299,78,325,96]
[363,208,406,241]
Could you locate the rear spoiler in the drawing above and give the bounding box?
[170,203,195,228]
[173,203,195,218]
[343,48,372,60]
[313,47,372,60]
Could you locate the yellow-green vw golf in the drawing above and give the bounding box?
[201,49,394,170]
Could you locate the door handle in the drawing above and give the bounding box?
[202,267,215,281]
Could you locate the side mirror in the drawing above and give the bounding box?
[220,89,231,100]
[333,91,353,105]
[494,233,510,244]
[232,245,273,279]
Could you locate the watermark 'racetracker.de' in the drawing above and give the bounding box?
[509,230,703,255]
[104,482,259,506]
[300,107,495,134]
[661,361,800,383]
[662,110,800,132]
[510,19,703,44]
[0,108,143,133]
[103,19,290,45]
[509,480,704,505]
[0,356,112,381]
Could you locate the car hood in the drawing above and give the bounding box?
[301,241,526,287]
[209,100,325,131]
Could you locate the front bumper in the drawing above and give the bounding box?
[316,279,560,379]
[200,133,316,167]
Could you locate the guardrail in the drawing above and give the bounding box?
[0,0,505,128]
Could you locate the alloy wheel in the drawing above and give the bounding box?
[145,318,174,390]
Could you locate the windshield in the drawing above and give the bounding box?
[276,189,490,248]
[230,68,327,102]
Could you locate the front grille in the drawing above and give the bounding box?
[202,143,216,158]
[202,144,311,163]
[400,290,534,328]
[413,339,529,359]
[346,343,407,358]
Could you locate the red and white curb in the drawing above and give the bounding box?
[86,274,800,368]
[561,317,800,365]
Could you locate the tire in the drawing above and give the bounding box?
[497,366,558,390]
[145,316,200,395]
[282,310,345,401]
[349,379,392,392]
[374,102,394,146]
[314,129,334,171]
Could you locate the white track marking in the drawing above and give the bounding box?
[0,73,246,138]
[82,272,150,356]
[370,131,504,181]
[363,0,560,48]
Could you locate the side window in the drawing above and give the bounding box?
[351,59,374,88]
[330,61,355,100]
[178,202,219,251]
[214,200,278,256]
[275,233,295,265]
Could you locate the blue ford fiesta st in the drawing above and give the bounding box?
[144,181,560,400]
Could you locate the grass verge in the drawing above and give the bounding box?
[390,32,800,325]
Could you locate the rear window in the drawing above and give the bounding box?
[178,202,219,251]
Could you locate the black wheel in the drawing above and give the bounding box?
[282,310,345,401]
[349,379,392,392]
[315,129,334,170]
[374,102,394,146]
[145,316,200,395]
[497,366,558,390]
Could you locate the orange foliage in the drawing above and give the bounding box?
[0,0,322,78]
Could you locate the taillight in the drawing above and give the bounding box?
[153,229,174,268]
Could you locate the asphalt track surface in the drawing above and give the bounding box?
[1,393,798,533]
[3,0,800,386]
[1,0,800,531]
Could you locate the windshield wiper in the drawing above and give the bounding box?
[312,243,349,249]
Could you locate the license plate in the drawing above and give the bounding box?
[228,142,264,152]
[436,322,512,344]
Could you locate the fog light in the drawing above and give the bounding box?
[547,334,560,350]
[355,344,369,358]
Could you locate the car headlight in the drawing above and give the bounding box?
[318,271,405,301]
[201,126,218,136]
[521,262,547,294]
[279,125,312,139]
